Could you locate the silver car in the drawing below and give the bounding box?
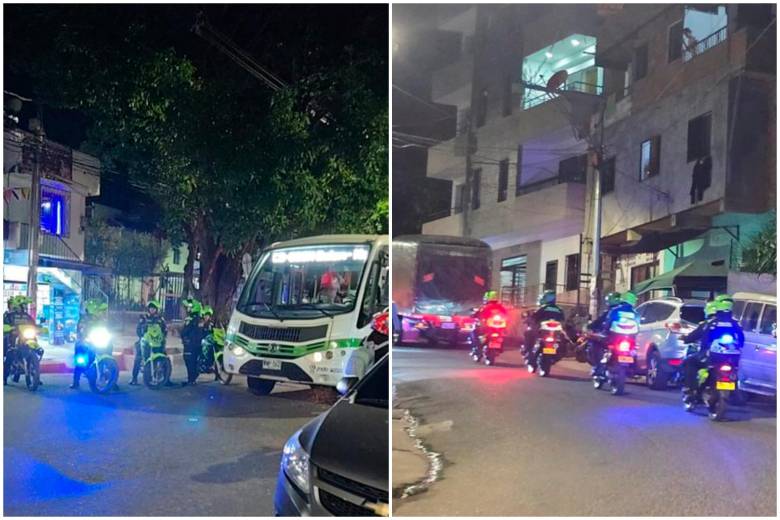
[733,292,776,397]
[634,297,706,390]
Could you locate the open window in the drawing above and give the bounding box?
[358,246,388,329]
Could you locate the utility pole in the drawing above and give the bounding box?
[589,105,606,317]
[26,103,44,319]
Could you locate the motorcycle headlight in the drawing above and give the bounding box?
[21,327,37,340]
[281,430,309,493]
[86,327,112,349]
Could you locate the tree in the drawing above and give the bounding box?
[85,218,169,277]
[6,5,388,321]
[741,214,777,276]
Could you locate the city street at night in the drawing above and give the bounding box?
[3,370,330,516]
[392,347,777,517]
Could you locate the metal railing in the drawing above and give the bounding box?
[40,232,82,261]
[515,171,585,196]
[683,26,728,62]
[524,79,604,110]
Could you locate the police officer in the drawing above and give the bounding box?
[4,296,34,385]
[586,292,622,369]
[524,290,565,359]
[131,300,168,385]
[470,291,508,359]
[681,295,744,395]
[181,300,204,386]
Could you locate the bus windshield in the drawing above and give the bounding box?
[237,243,371,319]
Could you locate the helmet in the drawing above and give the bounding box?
[147,300,162,311]
[704,301,718,317]
[188,300,203,316]
[605,292,621,307]
[713,294,734,313]
[85,299,108,316]
[620,291,638,307]
[13,296,32,310]
[539,290,556,306]
[201,305,214,317]
[483,290,498,303]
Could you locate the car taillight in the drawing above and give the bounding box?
[665,321,682,332]
[617,340,631,352]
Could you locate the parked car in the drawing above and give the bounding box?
[732,292,776,398]
[274,354,389,516]
[634,297,706,390]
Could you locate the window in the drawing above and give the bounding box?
[500,255,527,306]
[759,305,776,335]
[471,168,481,210]
[358,246,388,328]
[453,184,464,214]
[732,300,746,321]
[639,136,661,180]
[680,304,705,325]
[40,186,69,237]
[476,89,488,128]
[740,302,762,332]
[173,247,181,265]
[515,145,523,196]
[544,260,558,292]
[559,154,588,183]
[497,159,509,202]
[633,44,648,81]
[565,254,580,291]
[502,74,513,117]
[600,156,616,194]
[687,112,711,162]
[668,20,684,62]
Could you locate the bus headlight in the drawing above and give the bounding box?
[86,327,111,349]
[281,430,309,493]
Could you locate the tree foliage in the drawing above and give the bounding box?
[741,214,777,276]
[85,219,169,277]
[6,6,387,319]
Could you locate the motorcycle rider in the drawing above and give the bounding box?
[590,291,638,376]
[4,296,35,385]
[180,300,204,386]
[586,292,622,369]
[523,290,565,361]
[131,300,170,386]
[71,299,110,390]
[470,291,508,358]
[681,295,744,396]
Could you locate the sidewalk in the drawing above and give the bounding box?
[39,335,184,374]
[392,408,431,500]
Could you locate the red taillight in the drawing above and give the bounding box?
[491,332,500,338]
[719,364,732,373]
[668,358,682,367]
[617,340,631,352]
[487,314,507,328]
[544,335,555,343]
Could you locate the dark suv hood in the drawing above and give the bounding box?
[300,399,389,493]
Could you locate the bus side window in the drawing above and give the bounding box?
[358,247,387,329]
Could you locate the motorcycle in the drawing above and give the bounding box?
[470,310,507,366]
[199,327,233,385]
[75,326,119,394]
[140,323,172,389]
[526,319,564,377]
[7,324,45,391]
[683,334,741,421]
[592,333,637,396]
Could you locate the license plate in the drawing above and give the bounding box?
[488,341,502,349]
[262,359,282,371]
[716,381,735,390]
[617,356,634,364]
[542,347,557,354]
[441,322,456,329]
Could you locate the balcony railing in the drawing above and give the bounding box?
[524,80,604,110]
[515,171,585,197]
[683,26,728,62]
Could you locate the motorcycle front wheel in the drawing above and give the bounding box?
[214,357,233,385]
[89,358,118,394]
[144,357,172,389]
[25,354,40,392]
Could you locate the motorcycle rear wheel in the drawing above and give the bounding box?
[610,366,626,396]
[707,390,728,421]
[539,356,551,377]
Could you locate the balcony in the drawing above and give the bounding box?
[683,26,728,62]
[524,68,604,110]
[422,211,464,237]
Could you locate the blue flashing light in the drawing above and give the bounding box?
[75,355,88,367]
[719,334,734,345]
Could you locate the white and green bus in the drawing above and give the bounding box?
[224,234,389,395]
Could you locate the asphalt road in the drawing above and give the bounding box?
[4,368,331,516]
[393,347,777,517]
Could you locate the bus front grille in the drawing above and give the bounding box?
[239,322,328,343]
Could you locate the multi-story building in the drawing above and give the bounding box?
[3,125,103,337]
[421,4,604,311]
[589,3,776,301]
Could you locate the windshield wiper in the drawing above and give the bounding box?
[243,302,283,322]
[294,303,335,318]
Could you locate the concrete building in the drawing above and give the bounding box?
[588,4,776,301]
[421,4,604,311]
[3,127,103,340]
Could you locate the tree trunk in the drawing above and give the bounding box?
[182,226,196,300]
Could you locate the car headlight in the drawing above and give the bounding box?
[281,430,309,493]
[86,327,111,349]
[21,327,37,340]
[228,343,247,356]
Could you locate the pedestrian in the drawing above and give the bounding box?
[683,27,698,57]
[181,300,204,386]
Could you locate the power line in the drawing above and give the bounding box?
[392,84,454,118]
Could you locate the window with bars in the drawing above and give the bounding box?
[497,159,509,202]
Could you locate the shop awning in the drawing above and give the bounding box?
[38,255,111,275]
[634,259,728,295]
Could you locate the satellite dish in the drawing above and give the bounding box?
[546,70,569,93]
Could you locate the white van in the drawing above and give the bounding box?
[732,292,776,397]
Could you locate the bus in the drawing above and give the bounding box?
[224,234,389,395]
